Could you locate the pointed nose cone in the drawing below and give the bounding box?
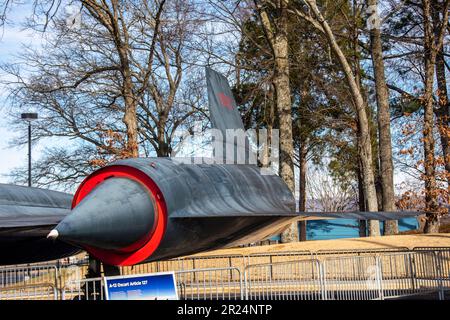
[54,177,156,253]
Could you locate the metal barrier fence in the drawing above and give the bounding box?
[321,255,382,300]
[244,260,323,300]
[246,251,313,266]
[241,250,450,300]
[176,267,243,300]
[381,251,446,299]
[62,267,243,300]
[1,247,450,300]
[436,250,450,299]
[0,284,57,300]
[314,247,410,261]
[63,277,104,301]
[0,264,59,291]
[120,254,247,277]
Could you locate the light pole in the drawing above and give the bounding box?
[21,113,38,187]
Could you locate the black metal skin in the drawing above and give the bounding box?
[55,158,298,264]
[133,158,297,262]
[152,215,294,262]
[0,184,80,265]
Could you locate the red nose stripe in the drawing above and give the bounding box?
[72,165,167,266]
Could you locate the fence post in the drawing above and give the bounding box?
[319,261,327,300]
[435,251,444,300]
[269,255,273,281]
[55,262,63,300]
[375,256,384,300]
[243,266,249,300]
[52,285,58,300]
[237,269,244,300]
[192,258,196,282]
[409,253,416,293]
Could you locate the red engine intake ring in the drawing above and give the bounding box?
[72,165,167,266]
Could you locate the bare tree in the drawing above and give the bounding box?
[2,0,204,190]
[307,167,358,212]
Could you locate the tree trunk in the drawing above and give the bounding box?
[273,12,298,243]
[257,0,298,242]
[358,165,367,237]
[108,3,139,159]
[305,0,380,236]
[156,128,170,156]
[122,91,139,158]
[368,0,398,235]
[422,0,439,233]
[299,142,307,241]
[435,49,450,187]
[432,2,450,188]
[121,48,139,158]
[261,86,275,168]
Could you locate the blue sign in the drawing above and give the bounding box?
[103,272,178,300]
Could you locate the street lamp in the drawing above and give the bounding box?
[21,113,38,187]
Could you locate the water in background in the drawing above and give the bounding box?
[306,217,418,240]
[269,218,419,241]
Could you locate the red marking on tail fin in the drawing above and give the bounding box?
[218,92,234,110]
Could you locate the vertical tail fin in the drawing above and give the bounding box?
[205,67,255,164]
[205,67,245,133]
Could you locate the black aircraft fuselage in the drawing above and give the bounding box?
[0,184,80,265]
[52,158,297,266]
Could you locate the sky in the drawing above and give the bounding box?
[0,3,77,185]
[0,6,41,184]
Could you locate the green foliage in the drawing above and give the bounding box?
[233,3,357,173]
